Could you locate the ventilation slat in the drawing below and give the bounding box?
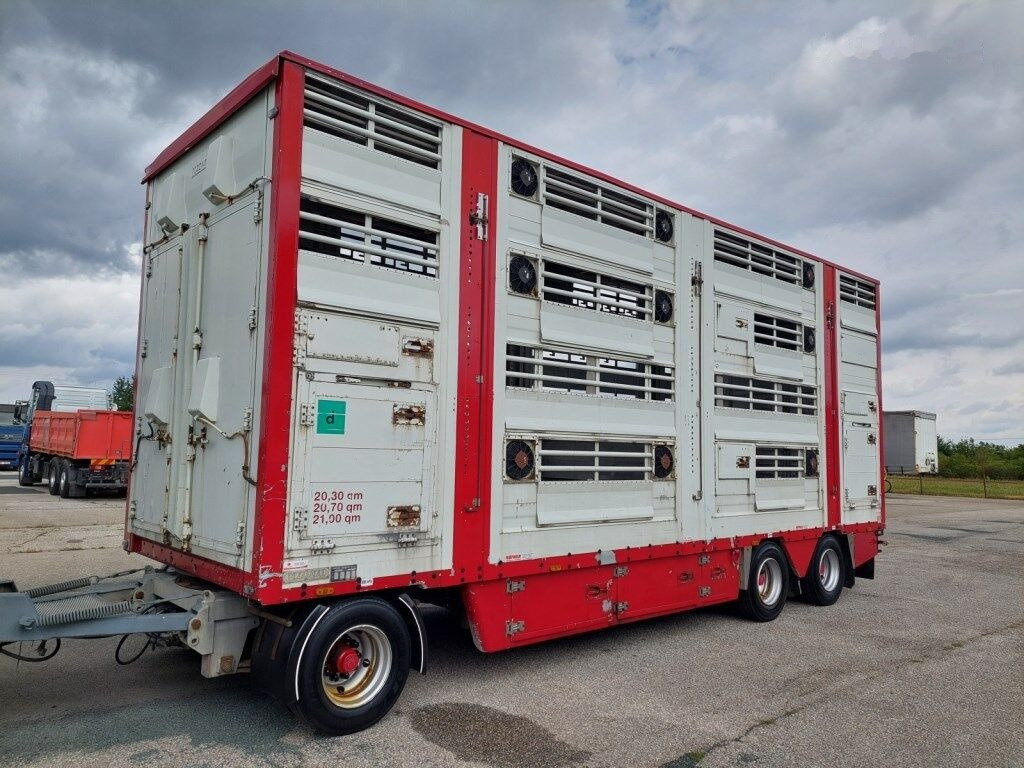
[304,74,442,169]
[299,195,439,278]
[714,374,816,416]
[753,313,802,351]
[839,275,877,310]
[756,446,804,479]
[539,258,652,319]
[542,166,654,237]
[714,229,802,285]
[506,344,673,401]
[538,438,656,482]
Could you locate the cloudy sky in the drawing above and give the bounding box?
[0,0,1021,442]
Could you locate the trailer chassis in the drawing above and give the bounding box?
[0,567,256,677]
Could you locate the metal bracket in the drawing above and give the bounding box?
[506,619,525,637]
[469,193,489,241]
[299,403,315,427]
[292,508,308,534]
[613,566,629,578]
[506,579,526,594]
[692,261,703,296]
[310,538,335,554]
[615,601,629,614]
[698,587,712,598]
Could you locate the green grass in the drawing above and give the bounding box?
[888,475,1024,500]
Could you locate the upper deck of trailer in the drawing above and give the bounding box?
[143,50,880,286]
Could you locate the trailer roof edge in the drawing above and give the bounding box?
[142,50,880,285]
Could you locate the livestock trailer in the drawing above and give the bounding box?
[0,52,884,735]
[883,410,937,475]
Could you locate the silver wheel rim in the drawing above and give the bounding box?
[320,624,392,709]
[818,548,841,592]
[756,556,784,607]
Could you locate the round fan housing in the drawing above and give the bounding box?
[804,326,816,354]
[802,262,815,289]
[511,158,539,198]
[505,439,536,481]
[654,210,674,243]
[805,449,819,478]
[654,290,674,324]
[654,445,674,479]
[508,255,538,295]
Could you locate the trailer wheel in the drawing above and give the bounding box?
[47,461,60,495]
[801,535,844,606]
[738,541,788,622]
[291,598,411,735]
[58,462,71,498]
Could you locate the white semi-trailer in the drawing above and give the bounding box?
[1,52,884,735]
[883,410,938,474]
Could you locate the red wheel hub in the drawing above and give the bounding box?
[333,647,361,676]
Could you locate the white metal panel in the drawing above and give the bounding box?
[302,127,443,216]
[754,481,805,512]
[504,389,675,438]
[541,204,655,274]
[536,483,654,526]
[539,301,655,359]
[51,386,110,412]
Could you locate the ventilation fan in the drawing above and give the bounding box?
[803,326,816,354]
[654,290,674,324]
[654,210,674,243]
[510,158,539,198]
[508,254,538,295]
[802,262,815,289]
[805,449,819,478]
[505,439,536,481]
[654,445,674,479]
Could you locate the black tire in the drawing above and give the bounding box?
[17,459,33,486]
[290,598,411,735]
[738,541,789,622]
[58,462,71,498]
[801,535,845,606]
[47,461,60,495]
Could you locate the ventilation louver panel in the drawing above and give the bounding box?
[304,74,442,169]
[753,313,802,351]
[299,196,439,278]
[540,259,653,320]
[714,374,817,416]
[714,230,802,286]
[839,275,877,310]
[538,438,658,481]
[506,344,673,401]
[755,446,804,479]
[543,167,654,238]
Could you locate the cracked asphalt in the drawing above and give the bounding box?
[0,474,1021,768]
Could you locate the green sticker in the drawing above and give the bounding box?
[317,399,347,434]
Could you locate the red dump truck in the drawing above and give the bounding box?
[15,381,132,497]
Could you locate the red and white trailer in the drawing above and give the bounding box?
[1,52,883,735]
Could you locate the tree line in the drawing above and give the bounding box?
[937,437,1024,480]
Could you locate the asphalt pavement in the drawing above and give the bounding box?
[0,474,1021,768]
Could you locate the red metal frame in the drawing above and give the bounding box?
[131,52,885,623]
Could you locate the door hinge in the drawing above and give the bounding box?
[506,619,525,637]
[613,566,629,578]
[310,538,335,554]
[691,261,703,296]
[248,305,258,331]
[698,586,712,598]
[506,579,526,594]
[615,601,629,614]
[299,403,316,427]
[140,339,148,359]
[826,300,835,330]
[242,407,253,433]
[293,507,308,534]
[698,554,711,565]
[293,312,309,367]
[469,192,489,241]
[235,520,245,549]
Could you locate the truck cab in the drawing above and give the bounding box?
[0,404,25,470]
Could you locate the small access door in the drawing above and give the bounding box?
[286,311,440,572]
[836,272,881,525]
